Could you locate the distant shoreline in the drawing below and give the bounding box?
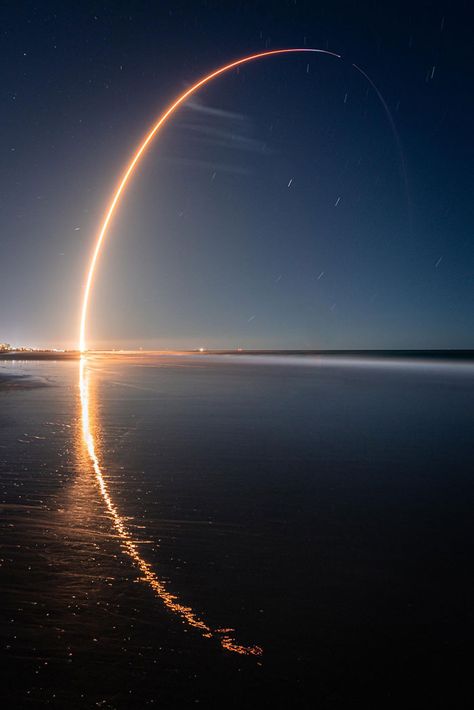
[1,349,473,390]
[0,351,80,361]
[203,349,474,361]
[0,349,473,362]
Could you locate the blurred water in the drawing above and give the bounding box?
[1,354,473,707]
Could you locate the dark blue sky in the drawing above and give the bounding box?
[2,1,473,349]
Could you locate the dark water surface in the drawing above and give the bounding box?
[1,354,474,707]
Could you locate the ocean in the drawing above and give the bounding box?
[1,353,473,707]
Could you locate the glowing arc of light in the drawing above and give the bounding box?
[78,47,341,352]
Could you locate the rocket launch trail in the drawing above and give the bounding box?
[78,48,341,352]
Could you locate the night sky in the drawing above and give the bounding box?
[2,1,473,350]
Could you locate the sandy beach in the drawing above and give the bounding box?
[0,351,80,361]
[0,371,50,390]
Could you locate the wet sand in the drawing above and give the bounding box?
[0,372,49,390]
[0,351,80,361]
[1,354,474,707]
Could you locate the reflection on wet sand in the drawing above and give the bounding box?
[78,357,262,657]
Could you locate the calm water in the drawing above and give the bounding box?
[1,353,474,707]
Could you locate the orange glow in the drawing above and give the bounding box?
[78,47,340,351]
[79,356,262,655]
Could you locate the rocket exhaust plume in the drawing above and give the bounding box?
[78,48,341,351]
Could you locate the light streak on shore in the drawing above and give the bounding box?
[78,356,262,656]
[78,48,341,352]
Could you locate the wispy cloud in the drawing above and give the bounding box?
[165,98,273,174]
[180,98,271,155]
[179,122,270,154]
[185,99,246,122]
[161,156,250,176]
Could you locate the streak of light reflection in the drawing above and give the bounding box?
[78,356,262,657]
